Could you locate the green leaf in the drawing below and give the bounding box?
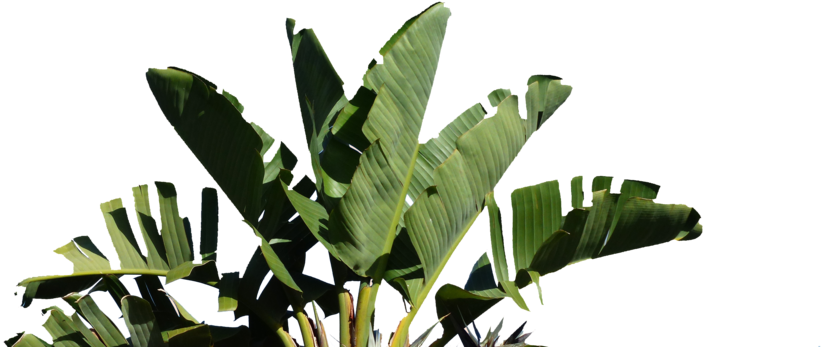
[528,209,588,276]
[155,182,193,268]
[604,179,660,244]
[233,250,293,324]
[524,75,572,136]
[163,66,217,89]
[233,250,269,317]
[511,180,562,271]
[570,176,583,209]
[165,325,211,347]
[54,237,110,273]
[325,3,451,278]
[200,188,218,262]
[430,255,506,347]
[133,276,187,331]
[569,189,618,263]
[268,217,317,275]
[247,221,302,293]
[409,315,446,347]
[121,296,164,347]
[100,275,130,309]
[256,171,296,239]
[162,291,199,325]
[331,87,376,152]
[182,224,196,272]
[362,58,379,93]
[70,314,105,347]
[165,261,218,285]
[597,197,699,258]
[5,334,51,347]
[211,325,251,347]
[279,180,332,257]
[463,254,499,298]
[76,295,128,347]
[485,192,528,311]
[222,90,244,114]
[408,103,486,204]
[591,176,613,192]
[100,198,148,270]
[487,88,511,107]
[434,283,507,343]
[527,271,544,306]
[264,143,298,184]
[146,68,265,222]
[217,272,240,312]
[286,19,351,205]
[42,308,89,347]
[293,274,334,304]
[484,319,504,347]
[494,176,702,302]
[403,94,529,299]
[19,184,218,307]
[376,3,434,56]
[132,185,170,270]
[384,228,424,306]
[249,123,274,157]
[318,138,361,191]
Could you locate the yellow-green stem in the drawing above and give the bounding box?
[275,325,296,347]
[295,308,316,347]
[338,289,353,347]
[354,282,372,347]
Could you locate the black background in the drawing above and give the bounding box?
[4,3,711,346]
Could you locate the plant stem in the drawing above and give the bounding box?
[274,326,297,347]
[338,288,353,347]
[274,325,297,347]
[295,307,317,347]
[354,282,372,347]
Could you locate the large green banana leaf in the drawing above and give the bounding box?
[508,176,701,289]
[431,177,702,347]
[146,68,318,268]
[283,6,573,317]
[378,75,572,305]
[18,183,220,307]
[286,3,452,280]
[146,67,298,223]
[145,73,340,328]
[285,18,353,207]
[282,11,572,336]
[146,67,260,220]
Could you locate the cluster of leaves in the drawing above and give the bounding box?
[8,2,702,347]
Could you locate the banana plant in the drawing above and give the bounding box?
[10,2,704,347]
